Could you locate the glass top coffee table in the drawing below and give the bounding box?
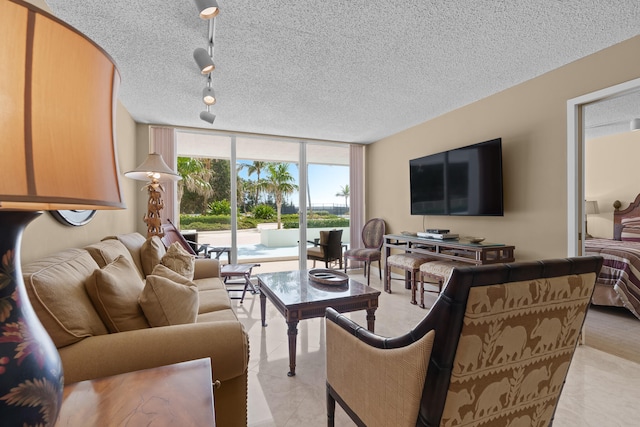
[257,270,381,376]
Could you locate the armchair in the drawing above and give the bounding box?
[326,256,603,427]
[307,229,344,269]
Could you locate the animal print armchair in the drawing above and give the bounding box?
[326,256,603,427]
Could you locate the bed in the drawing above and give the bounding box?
[585,194,640,319]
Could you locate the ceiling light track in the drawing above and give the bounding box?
[193,1,220,125]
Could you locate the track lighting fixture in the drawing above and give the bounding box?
[203,86,216,105]
[200,109,216,124]
[194,0,220,19]
[631,118,640,132]
[194,3,219,124]
[193,47,215,74]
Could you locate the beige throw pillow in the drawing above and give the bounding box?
[151,263,193,285]
[85,255,150,333]
[141,235,166,276]
[139,275,199,327]
[161,242,195,280]
[22,248,109,348]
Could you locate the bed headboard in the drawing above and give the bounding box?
[614,193,640,240]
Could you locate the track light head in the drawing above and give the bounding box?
[202,87,216,105]
[631,118,640,132]
[193,48,215,74]
[200,111,216,124]
[194,0,220,19]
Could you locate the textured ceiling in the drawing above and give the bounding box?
[45,0,640,144]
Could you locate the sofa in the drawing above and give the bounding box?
[22,232,249,427]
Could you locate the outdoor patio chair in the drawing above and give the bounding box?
[161,219,212,258]
[307,229,344,269]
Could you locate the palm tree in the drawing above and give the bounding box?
[336,184,350,208]
[238,161,268,204]
[259,163,298,229]
[177,157,214,211]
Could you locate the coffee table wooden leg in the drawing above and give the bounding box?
[287,320,299,377]
[366,308,376,333]
[260,291,267,327]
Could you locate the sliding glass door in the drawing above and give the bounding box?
[175,130,352,272]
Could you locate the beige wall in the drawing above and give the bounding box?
[368,35,640,262]
[585,131,640,239]
[21,101,140,264]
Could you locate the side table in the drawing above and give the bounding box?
[221,263,260,303]
[56,358,216,426]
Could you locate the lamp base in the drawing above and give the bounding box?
[0,211,63,426]
[144,183,165,238]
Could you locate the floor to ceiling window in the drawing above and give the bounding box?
[304,143,350,269]
[175,130,352,272]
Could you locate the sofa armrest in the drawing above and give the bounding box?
[59,320,247,384]
[193,257,220,279]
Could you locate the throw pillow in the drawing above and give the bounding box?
[161,242,195,280]
[22,248,109,348]
[85,255,150,333]
[151,263,194,286]
[141,235,167,276]
[139,275,199,327]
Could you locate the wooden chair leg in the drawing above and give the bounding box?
[419,273,426,309]
[344,256,348,273]
[378,259,382,279]
[367,261,371,286]
[410,270,417,305]
[327,387,336,427]
[385,264,392,293]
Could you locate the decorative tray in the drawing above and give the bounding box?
[308,269,349,286]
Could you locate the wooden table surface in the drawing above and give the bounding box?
[56,358,215,427]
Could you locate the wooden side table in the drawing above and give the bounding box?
[56,358,216,426]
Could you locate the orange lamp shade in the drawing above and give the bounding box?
[0,0,124,211]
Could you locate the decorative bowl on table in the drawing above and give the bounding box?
[468,237,485,244]
[308,269,349,286]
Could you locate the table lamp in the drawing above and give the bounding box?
[125,153,181,238]
[0,1,124,425]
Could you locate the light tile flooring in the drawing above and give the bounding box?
[230,268,640,427]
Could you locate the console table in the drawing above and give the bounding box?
[56,358,216,426]
[384,234,515,290]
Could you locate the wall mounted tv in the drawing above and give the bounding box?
[409,138,503,216]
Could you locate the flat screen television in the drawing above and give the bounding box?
[410,138,503,216]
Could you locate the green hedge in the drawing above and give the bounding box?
[180,214,257,231]
[283,218,350,229]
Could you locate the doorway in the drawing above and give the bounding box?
[567,77,640,362]
[566,76,640,256]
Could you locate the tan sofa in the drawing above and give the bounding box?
[22,232,249,427]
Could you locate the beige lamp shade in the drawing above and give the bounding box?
[125,153,182,182]
[585,200,600,215]
[0,0,124,211]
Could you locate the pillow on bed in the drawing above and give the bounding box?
[620,217,640,242]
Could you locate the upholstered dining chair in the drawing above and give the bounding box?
[307,229,344,269]
[343,218,386,285]
[326,256,603,427]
